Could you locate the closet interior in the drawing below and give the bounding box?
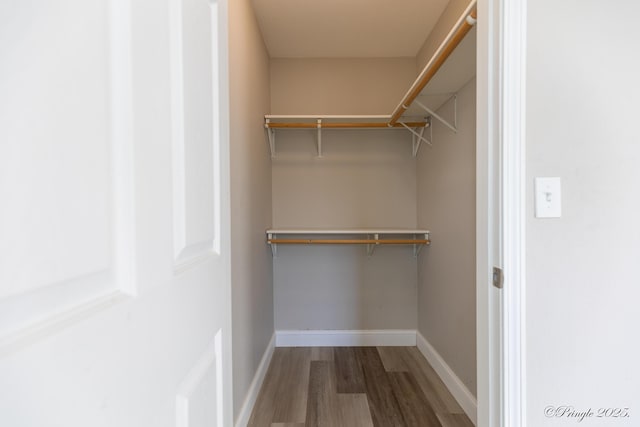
[251,0,478,422]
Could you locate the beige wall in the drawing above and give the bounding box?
[416,0,471,71]
[228,0,273,421]
[271,58,416,114]
[525,2,640,425]
[271,58,419,331]
[417,78,477,396]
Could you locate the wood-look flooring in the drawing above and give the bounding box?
[247,346,474,427]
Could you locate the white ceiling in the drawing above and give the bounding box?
[251,0,450,58]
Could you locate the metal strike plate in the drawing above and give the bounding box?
[493,266,504,289]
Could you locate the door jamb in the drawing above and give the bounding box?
[476,0,527,426]
[215,1,234,426]
[500,0,527,425]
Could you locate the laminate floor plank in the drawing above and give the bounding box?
[334,347,366,393]
[437,413,476,427]
[389,371,442,427]
[248,348,311,426]
[377,346,410,372]
[337,394,374,427]
[306,361,342,427]
[311,347,334,361]
[248,348,288,427]
[356,347,406,427]
[250,346,474,427]
[399,347,464,414]
[271,347,312,424]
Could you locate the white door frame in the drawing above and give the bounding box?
[215,1,234,425]
[476,0,527,426]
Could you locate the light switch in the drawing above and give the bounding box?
[535,177,561,218]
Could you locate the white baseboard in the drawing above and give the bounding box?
[416,332,477,426]
[234,333,275,427]
[275,329,417,347]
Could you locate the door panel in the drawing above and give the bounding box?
[169,0,218,267]
[0,1,232,426]
[0,0,134,345]
[176,331,224,427]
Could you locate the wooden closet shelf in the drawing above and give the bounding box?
[266,229,431,257]
[268,238,431,245]
[264,121,428,129]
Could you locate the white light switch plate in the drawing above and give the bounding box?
[535,177,561,218]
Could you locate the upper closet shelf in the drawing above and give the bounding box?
[266,228,431,258]
[264,0,477,159]
[264,115,429,158]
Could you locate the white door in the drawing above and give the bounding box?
[0,1,233,426]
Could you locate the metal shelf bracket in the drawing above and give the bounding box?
[366,233,380,257]
[413,233,429,257]
[317,119,323,158]
[414,95,458,134]
[399,120,432,157]
[268,232,277,257]
[265,119,276,158]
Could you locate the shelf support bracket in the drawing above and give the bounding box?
[265,119,276,158]
[317,119,323,158]
[413,241,423,257]
[399,121,432,157]
[268,233,277,257]
[413,126,426,158]
[415,97,458,133]
[413,232,430,257]
[368,233,380,257]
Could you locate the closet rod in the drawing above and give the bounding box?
[268,238,431,245]
[266,121,428,129]
[266,115,391,120]
[388,0,477,125]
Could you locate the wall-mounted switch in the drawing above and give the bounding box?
[535,177,561,218]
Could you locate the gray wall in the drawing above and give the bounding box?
[271,58,420,331]
[228,0,273,420]
[525,2,640,425]
[272,130,418,229]
[417,78,477,396]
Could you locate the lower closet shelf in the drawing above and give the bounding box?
[266,228,430,257]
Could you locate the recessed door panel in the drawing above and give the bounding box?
[0,0,135,343]
[170,0,217,267]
